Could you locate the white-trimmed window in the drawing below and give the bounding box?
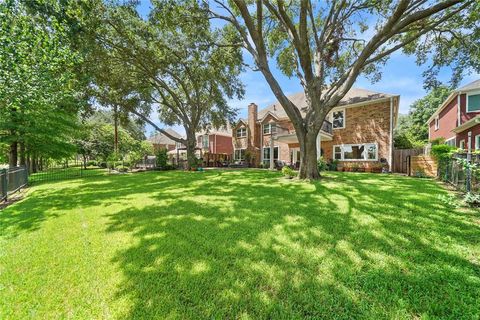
[263,123,277,135]
[333,143,378,161]
[202,135,209,148]
[262,146,279,164]
[236,127,247,138]
[467,91,480,113]
[234,149,246,161]
[434,116,439,130]
[445,137,456,147]
[332,109,345,129]
[475,135,480,151]
[459,140,466,150]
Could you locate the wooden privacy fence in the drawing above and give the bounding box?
[410,155,437,177]
[392,148,424,174]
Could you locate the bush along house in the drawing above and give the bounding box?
[232,88,400,172]
[428,79,480,151]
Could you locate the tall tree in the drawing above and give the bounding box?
[207,0,479,179]
[90,1,244,169]
[0,0,83,168]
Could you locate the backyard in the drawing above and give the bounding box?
[0,170,479,319]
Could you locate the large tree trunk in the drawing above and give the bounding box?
[297,128,321,180]
[9,141,18,168]
[185,131,197,170]
[19,142,26,166]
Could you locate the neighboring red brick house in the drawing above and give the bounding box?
[196,127,233,155]
[428,80,480,150]
[232,88,400,170]
[148,129,182,152]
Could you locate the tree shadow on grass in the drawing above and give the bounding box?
[103,171,480,319]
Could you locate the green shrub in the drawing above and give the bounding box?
[464,192,480,207]
[155,148,168,168]
[86,160,97,167]
[328,159,339,171]
[413,169,428,178]
[98,162,107,168]
[317,157,328,172]
[281,166,296,178]
[115,165,129,173]
[437,194,460,208]
[430,137,446,146]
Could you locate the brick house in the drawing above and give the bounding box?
[232,88,400,170]
[196,127,233,156]
[148,129,182,152]
[427,79,480,150]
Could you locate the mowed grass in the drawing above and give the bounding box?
[0,170,479,319]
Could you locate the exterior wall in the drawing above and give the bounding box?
[456,123,480,150]
[460,93,477,123]
[322,101,392,169]
[429,94,458,142]
[210,135,233,154]
[260,117,293,164]
[153,143,176,152]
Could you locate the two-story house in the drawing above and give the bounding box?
[427,79,480,150]
[232,88,400,170]
[148,129,182,152]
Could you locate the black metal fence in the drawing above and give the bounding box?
[439,153,480,193]
[1,166,28,202]
[28,166,104,184]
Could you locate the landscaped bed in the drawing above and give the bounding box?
[0,170,479,319]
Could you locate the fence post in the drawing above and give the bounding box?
[466,152,472,192]
[1,169,7,202]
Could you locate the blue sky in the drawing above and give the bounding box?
[136,1,479,137]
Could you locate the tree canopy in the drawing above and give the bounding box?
[88,1,244,169]
[207,0,479,179]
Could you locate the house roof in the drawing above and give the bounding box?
[197,125,232,137]
[148,129,182,145]
[458,79,480,92]
[426,79,480,124]
[257,87,395,120]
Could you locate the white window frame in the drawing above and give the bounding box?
[234,148,246,161]
[332,143,378,161]
[202,135,209,148]
[434,116,439,130]
[236,127,247,138]
[262,123,277,135]
[466,90,480,113]
[459,139,466,150]
[445,137,456,147]
[475,135,480,151]
[262,146,279,163]
[330,108,346,129]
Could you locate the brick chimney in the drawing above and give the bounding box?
[247,103,258,148]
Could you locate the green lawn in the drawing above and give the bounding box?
[0,170,479,319]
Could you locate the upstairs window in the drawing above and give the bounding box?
[434,116,439,130]
[236,127,247,138]
[467,93,480,112]
[332,110,345,129]
[263,123,277,135]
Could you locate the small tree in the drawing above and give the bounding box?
[155,148,168,169]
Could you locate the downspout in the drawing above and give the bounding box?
[457,93,461,126]
[389,97,394,172]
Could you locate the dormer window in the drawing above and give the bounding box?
[263,123,277,135]
[236,127,247,138]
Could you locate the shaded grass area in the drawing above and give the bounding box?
[0,170,479,319]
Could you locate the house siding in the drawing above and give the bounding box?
[455,123,480,150]
[429,94,458,142]
[322,101,392,168]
